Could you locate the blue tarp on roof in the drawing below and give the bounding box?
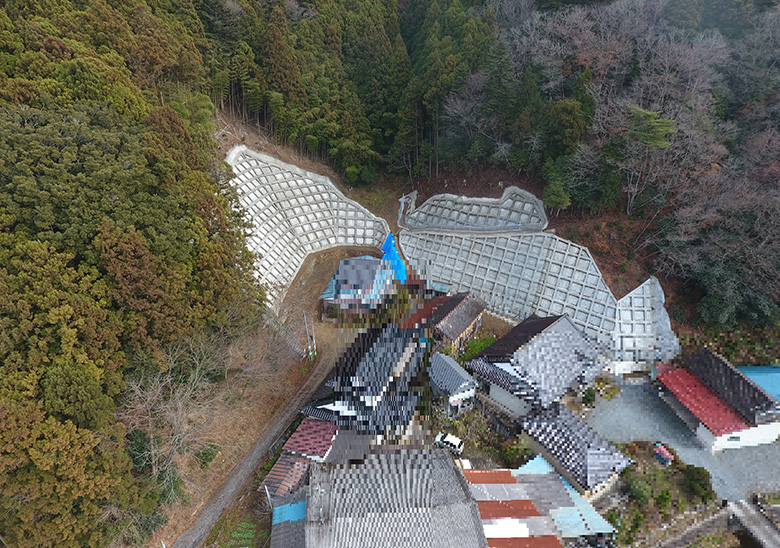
[382,233,407,284]
[272,501,306,525]
[738,367,780,401]
[514,454,556,475]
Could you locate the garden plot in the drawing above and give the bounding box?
[227,146,389,310]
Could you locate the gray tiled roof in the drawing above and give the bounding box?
[429,353,477,397]
[466,356,540,407]
[271,489,306,548]
[305,449,488,548]
[435,292,486,341]
[469,316,606,407]
[522,403,631,492]
[684,348,780,426]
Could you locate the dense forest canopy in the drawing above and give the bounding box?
[0,0,779,544]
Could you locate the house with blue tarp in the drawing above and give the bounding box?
[319,255,396,314]
[270,490,306,548]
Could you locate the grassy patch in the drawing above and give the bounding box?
[595,374,620,400]
[459,336,497,364]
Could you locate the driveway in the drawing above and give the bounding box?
[587,382,780,501]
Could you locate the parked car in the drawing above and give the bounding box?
[435,432,464,455]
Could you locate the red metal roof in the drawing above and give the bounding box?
[462,469,517,484]
[487,537,565,548]
[477,500,540,519]
[283,418,337,458]
[400,295,449,329]
[658,367,750,436]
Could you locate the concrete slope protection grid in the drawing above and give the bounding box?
[226,146,390,311]
[399,192,679,362]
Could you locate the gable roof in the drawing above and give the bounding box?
[261,452,311,497]
[282,418,338,460]
[429,352,477,397]
[467,316,606,407]
[305,449,488,548]
[521,403,632,492]
[433,292,487,341]
[477,316,562,360]
[658,367,750,436]
[684,348,780,425]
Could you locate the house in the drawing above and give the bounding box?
[305,449,488,548]
[521,403,632,497]
[428,352,478,417]
[319,256,396,315]
[657,348,780,452]
[302,324,428,437]
[430,292,487,353]
[465,315,608,426]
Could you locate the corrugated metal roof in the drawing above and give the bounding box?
[487,537,564,548]
[659,366,750,436]
[261,452,310,497]
[463,469,518,484]
[436,292,487,341]
[478,500,540,519]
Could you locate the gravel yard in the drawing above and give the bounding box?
[587,381,780,502]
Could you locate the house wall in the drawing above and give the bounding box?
[448,387,476,415]
[487,384,532,418]
[700,422,780,453]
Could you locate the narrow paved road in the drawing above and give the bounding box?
[171,349,335,548]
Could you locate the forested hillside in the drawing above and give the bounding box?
[0,1,261,545]
[1,0,779,545]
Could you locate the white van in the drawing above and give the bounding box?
[435,432,464,455]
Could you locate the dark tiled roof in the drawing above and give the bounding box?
[283,418,338,459]
[522,403,631,492]
[477,316,562,360]
[684,348,780,425]
[435,292,487,341]
[431,292,469,325]
[468,316,605,407]
[429,352,477,397]
[305,449,488,548]
[658,367,750,436]
[261,452,311,497]
[466,357,540,406]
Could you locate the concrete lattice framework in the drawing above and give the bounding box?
[615,277,680,362]
[400,186,548,232]
[399,230,618,346]
[226,146,389,310]
[399,196,680,361]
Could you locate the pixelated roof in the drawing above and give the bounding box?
[305,449,488,548]
[429,352,477,398]
[282,418,338,460]
[658,367,750,436]
[330,325,428,434]
[684,348,780,426]
[521,403,632,492]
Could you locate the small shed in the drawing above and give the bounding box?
[428,352,478,417]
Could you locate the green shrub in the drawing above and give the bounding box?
[626,475,652,506]
[683,465,716,503]
[459,336,497,363]
[582,386,597,406]
[195,442,220,469]
[656,489,672,513]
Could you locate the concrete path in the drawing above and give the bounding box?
[729,500,780,547]
[587,383,780,501]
